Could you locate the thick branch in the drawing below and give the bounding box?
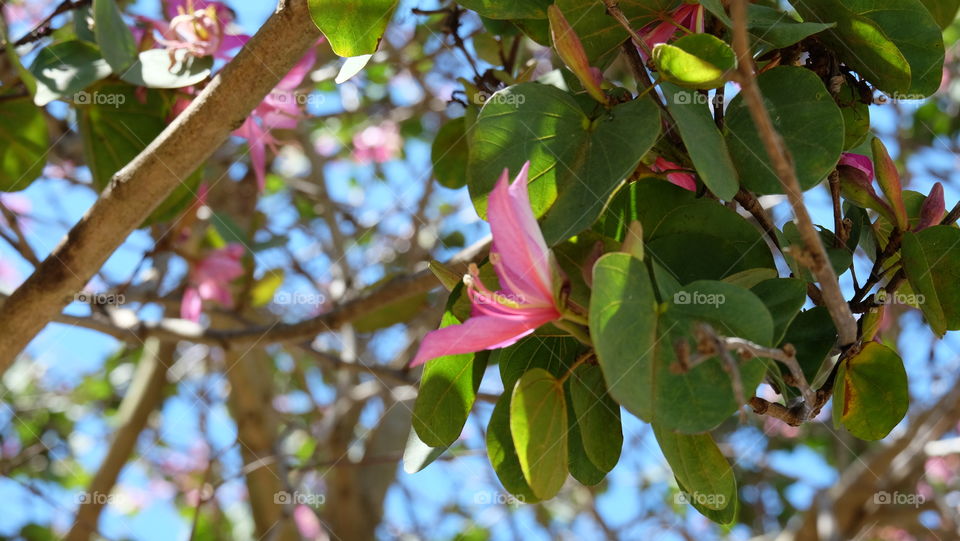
[729,0,858,346]
[0,0,322,370]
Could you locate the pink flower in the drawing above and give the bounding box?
[411,163,565,366]
[650,157,696,191]
[234,48,317,190]
[180,243,244,321]
[352,121,403,164]
[637,3,704,60]
[293,505,325,540]
[838,152,874,180]
[155,0,248,59]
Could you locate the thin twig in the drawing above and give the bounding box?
[729,0,858,346]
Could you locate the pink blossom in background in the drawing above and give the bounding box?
[180,243,245,321]
[234,48,318,190]
[637,3,704,60]
[650,157,696,191]
[1,0,52,26]
[411,162,565,367]
[42,161,77,180]
[293,505,327,540]
[924,455,959,485]
[352,121,403,164]
[0,260,19,290]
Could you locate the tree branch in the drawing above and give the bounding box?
[0,0,322,371]
[729,0,858,347]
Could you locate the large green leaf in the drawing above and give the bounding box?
[412,310,489,447]
[510,368,569,500]
[308,0,399,57]
[567,364,622,473]
[0,97,49,192]
[662,82,739,200]
[790,0,944,97]
[834,342,908,440]
[29,40,112,107]
[555,0,680,65]
[901,226,960,336]
[920,0,960,29]
[458,0,551,19]
[487,394,539,502]
[589,253,659,422]
[566,392,607,486]
[402,428,449,474]
[590,254,770,432]
[725,66,844,194]
[93,0,137,72]
[468,83,661,244]
[654,425,736,514]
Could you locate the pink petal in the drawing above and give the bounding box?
[839,153,874,181]
[293,505,323,539]
[411,309,558,367]
[487,163,554,302]
[651,157,696,191]
[181,286,202,322]
[276,48,317,91]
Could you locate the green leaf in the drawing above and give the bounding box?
[589,253,658,421]
[790,0,944,97]
[307,0,399,57]
[750,278,808,345]
[746,5,835,51]
[468,83,661,244]
[93,0,137,72]
[76,82,204,225]
[901,226,960,336]
[920,0,960,29]
[568,364,622,473]
[29,40,112,106]
[653,34,736,89]
[510,368,569,500]
[725,66,844,194]
[555,0,680,66]
[654,425,736,514]
[781,307,837,384]
[566,395,607,486]
[669,280,775,347]
[497,336,581,391]
[402,428,449,474]
[431,117,469,189]
[0,97,49,192]
[835,342,908,440]
[412,310,489,447]
[120,49,213,89]
[487,394,539,503]
[662,82,739,200]
[458,0,551,20]
[837,79,871,150]
[721,268,778,289]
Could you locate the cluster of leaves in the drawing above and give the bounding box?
[406,0,960,525]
